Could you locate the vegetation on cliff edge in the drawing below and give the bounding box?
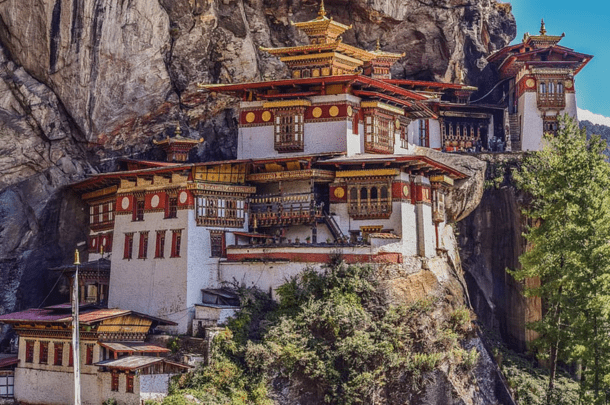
[160,261,479,404]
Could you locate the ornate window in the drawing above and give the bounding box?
[274,108,305,152]
[364,113,395,153]
[138,231,149,259]
[123,233,134,260]
[166,195,178,219]
[347,182,392,219]
[196,196,245,227]
[39,341,49,364]
[89,200,114,231]
[543,116,559,135]
[210,230,226,258]
[53,342,63,366]
[133,198,145,221]
[537,78,566,108]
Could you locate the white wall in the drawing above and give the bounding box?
[109,211,189,333]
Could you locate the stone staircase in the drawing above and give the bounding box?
[509,113,521,151]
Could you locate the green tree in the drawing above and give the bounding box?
[512,114,610,404]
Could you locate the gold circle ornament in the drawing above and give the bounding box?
[261,111,271,122]
[403,185,409,198]
[395,119,401,129]
[245,112,256,123]
[121,197,130,210]
[312,107,323,118]
[525,78,535,88]
[334,187,345,199]
[329,105,340,117]
[565,80,573,89]
[347,105,353,117]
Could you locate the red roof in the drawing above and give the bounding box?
[201,74,429,101]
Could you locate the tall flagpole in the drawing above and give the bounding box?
[72,249,81,405]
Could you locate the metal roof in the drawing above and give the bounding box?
[0,356,18,369]
[99,342,170,354]
[95,356,191,371]
[0,307,176,326]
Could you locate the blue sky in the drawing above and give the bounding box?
[507,0,610,117]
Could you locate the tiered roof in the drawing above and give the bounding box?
[488,19,592,78]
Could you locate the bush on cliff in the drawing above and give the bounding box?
[162,262,479,404]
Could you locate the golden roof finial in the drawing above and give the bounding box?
[318,0,326,18]
[540,18,547,35]
[175,123,182,136]
[376,38,381,52]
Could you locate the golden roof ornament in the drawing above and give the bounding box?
[175,123,182,136]
[376,38,381,52]
[318,0,327,18]
[540,18,547,35]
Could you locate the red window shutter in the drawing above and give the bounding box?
[69,344,73,366]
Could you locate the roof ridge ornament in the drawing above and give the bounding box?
[376,38,381,52]
[540,18,547,35]
[318,0,326,18]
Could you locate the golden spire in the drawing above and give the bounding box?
[376,38,381,52]
[318,0,326,18]
[540,18,547,35]
[175,123,182,136]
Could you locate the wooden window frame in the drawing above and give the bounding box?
[195,196,245,227]
[210,230,226,258]
[171,230,182,258]
[126,372,134,393]
[53,342,63,366]
[85,344,94,365]
[69,343,73,367]
[165,195,178,219]
[138,231,149,259]
[25,340,34,363]
[364,112,395,154]
[155,231,166,258]
[346,181,392,219]
[123,233,134,260]
[111,371,119,392]
[39,341,49,364]
[133,198,145,222]
[274,108,305,152]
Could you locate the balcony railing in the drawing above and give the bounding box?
[348,202,391,219]
[537,93,565,109]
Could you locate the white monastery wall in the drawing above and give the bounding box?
[400,202,419,257]
[238,126,275,160]
[140,374,175,402]
[99,371,141,405]
[565,93,577,117]
[421,204,437,258]
[109,211,188,332]
[429,119,442,149]
[519,92,543,151]
[15,368,101,405]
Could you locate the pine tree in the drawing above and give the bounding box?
[512,114,610,404]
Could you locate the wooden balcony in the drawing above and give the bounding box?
[348,202,392,219]
[537,93,565,109]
